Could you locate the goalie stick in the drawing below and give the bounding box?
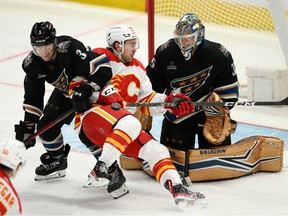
[25,107,75,142]
[122,96,288,108]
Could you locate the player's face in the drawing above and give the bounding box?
[176,34,196,51]
[121,39,139,63]
[33,43,55,61]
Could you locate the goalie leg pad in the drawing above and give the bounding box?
[193,136,283,181]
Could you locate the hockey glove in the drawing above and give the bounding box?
[203,92,237,145]
[92,85,123,107]
[14,121,36,149]
[72,83,94,113]
[164,93,194,116]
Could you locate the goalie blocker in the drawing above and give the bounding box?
[120,136,284,181]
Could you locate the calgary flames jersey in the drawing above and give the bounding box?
[0,170,22,215]
[92,48,166,116]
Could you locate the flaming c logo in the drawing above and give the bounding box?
[111,74,140,102]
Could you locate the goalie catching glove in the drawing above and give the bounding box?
[203,92,237,145]
[164,93,194,116]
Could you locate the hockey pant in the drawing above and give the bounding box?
[80,105,182,185]
[161,113,231,150]
[37,88,74,158]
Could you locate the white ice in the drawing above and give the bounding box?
[0,0,287,215]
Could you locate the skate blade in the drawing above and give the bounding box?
[175,195,208,209]
[34,170,66,181]
[110,183,129,199]
[83,177,109,188]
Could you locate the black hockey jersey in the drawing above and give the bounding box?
[22,35,112,123]
[146,39,239,124]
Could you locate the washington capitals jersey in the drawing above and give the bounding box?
[22,36,112,122]
[146,39,239,123]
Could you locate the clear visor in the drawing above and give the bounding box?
[123,38,140,50]
[32,43,55,57]
[174,32,197,51]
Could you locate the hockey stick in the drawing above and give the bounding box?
[25,107,75,142]
[123,96,288,108]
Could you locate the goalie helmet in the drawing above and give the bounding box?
[106,25,139,54]
[30,21,56,46]
[174,13,205,60]
[0,140,26,171]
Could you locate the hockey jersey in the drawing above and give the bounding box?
[146,39,239,123]
[0,170,22,215]
[21,36,112,123]
[92,48,167,116]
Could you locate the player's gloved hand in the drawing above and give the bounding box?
[72,83,94,113]
[164,93,194,116]
[94,85,123,107]
[14,121,36,149]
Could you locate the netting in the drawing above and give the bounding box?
[153,0,288,96]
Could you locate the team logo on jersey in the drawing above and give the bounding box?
[57,41,70,53]
[111,74,140,102]
[51,68,69,92]
[219,45,229,57]
[170,66,213,96]
[23,52,33,68]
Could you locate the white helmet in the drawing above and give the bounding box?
[0,140,26,171]
[106,25,139,53]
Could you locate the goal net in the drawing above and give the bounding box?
[147,0,288,97]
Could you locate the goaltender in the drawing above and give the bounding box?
[144,13,284,181]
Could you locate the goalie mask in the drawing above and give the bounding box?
[174,13,205,60]
[106,25,139,55]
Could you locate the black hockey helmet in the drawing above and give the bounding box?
[30,21,56,46]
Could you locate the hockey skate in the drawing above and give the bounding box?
[164,180,206,209]
[95,160,129,199]
[34,144,70,181]
[107,161,129,199]
[83,167,109,188]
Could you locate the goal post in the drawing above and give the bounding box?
[147,0,288,98]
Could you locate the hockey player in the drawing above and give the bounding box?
[70,25,205,207]
[0,140,26,215]
[82,25,195,188]
[14,21,112,181]
[72,86,205,207]
[146,13,239,150]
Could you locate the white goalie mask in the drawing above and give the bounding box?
[106,25,140,54]
[174,13,205,60]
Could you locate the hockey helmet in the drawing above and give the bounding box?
[30,21,56,46]
[174,13,205,60]
[106,25,139,53]
[0,140,26,171]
